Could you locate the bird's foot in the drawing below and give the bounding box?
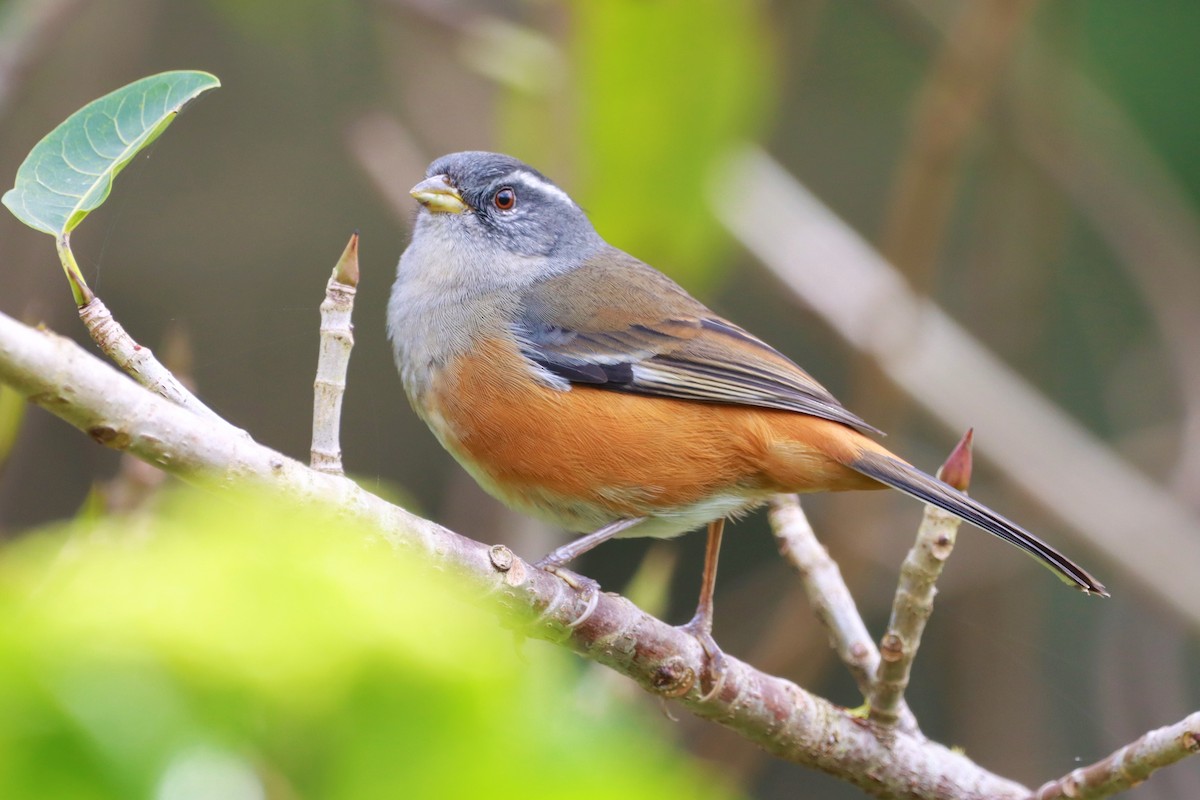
[677,612,728,702]
[538,563,602,630]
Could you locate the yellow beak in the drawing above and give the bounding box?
[410,175,468,214]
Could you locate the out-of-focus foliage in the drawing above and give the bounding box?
[205,0,355,46]
[573,0,773,293]
[1081,2,1200,196]
[0,384,23,470]
[502,0,773,294]
[0,489,737,800]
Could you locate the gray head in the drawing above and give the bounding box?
[390,152,605,387]
[409,151,601,260]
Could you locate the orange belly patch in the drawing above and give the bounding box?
[421,337,881,526]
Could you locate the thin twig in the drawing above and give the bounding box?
[767,494,919,734]
[311,233,359,475]
[869,430,972,725]
[77,296,236,432]
[90,327,198,514]
[769,495,876,686]
[1032,710,1200,800]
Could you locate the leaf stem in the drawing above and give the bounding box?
[55,233,93,306]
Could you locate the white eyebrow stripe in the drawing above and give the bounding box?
[499,170,576,207]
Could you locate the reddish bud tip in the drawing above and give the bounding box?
[937,428,974,491]
[334,232,360,287]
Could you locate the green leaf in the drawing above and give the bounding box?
[1,71,220,237]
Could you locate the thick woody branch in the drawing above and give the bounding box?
[0,310,1033,800]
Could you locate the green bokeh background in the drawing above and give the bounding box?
[0,489,734,799]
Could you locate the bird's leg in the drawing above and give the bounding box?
[536,517,645,569]
[536,518,644,630]
[678,518,728,700]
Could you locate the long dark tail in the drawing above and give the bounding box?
[850,451,1107,596]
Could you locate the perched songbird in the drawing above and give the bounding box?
[388,152,1106,667]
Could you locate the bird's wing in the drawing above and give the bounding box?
[515,249,882,435]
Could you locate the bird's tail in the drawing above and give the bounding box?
[848,450,1107,596]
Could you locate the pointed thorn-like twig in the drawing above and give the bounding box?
[938,427,974,490]
[869,430,972,725]
[334,231,360,288]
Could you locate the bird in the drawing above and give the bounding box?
[388,151,1106,677]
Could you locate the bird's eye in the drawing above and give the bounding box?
[493,187,516,211]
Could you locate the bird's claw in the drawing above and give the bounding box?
[540,564,602,630]
[678,616,728,702]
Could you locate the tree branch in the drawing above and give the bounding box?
[311,233,359,474]
[4,305,1197,797]
[870,431,971,725]
[1033,711,1200,800]
[768,494,919,734]
[0,310,1035,799]
[77,295,234,431]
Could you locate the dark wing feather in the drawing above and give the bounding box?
[515,249,882,436]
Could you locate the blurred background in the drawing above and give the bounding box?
[1,0,1198,797]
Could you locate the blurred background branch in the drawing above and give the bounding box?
[0,0,91,120]
[713,144,1200,630]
